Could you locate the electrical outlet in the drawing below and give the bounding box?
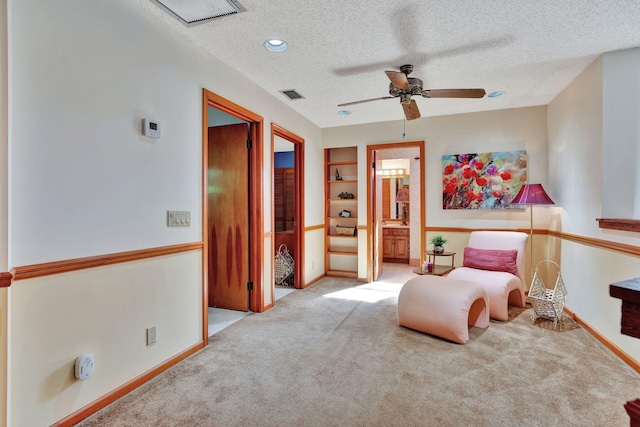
[147,325,157,346]
[312,260,315,269]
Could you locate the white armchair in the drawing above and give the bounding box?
[447,231,528,321]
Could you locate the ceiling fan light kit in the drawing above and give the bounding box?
[338,64,487,120]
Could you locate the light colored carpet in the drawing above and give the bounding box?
[78,274,639,426]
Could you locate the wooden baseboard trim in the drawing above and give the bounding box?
[12,242,203,281]
[305,224,324,232]
[0,271,12,288]
[303,273,325,288]
[52,341,204,427]
[564,306,640,374]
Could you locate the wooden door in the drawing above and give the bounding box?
[381,179,390,220]
[274,168,295,232]
[208,124,250,311]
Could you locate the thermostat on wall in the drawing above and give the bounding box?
[142,118,161,139]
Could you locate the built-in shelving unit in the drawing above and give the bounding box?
[325,147,358,278]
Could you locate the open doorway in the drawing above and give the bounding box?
[202,89,264,344]
[367,141,425,282]
[271,124,304,294]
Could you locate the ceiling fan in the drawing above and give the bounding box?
[337,64,486,120]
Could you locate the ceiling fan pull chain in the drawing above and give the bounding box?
[403,117,406,139]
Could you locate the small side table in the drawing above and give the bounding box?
[413,251,456,276]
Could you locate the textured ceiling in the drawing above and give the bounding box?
[134,0,640,128]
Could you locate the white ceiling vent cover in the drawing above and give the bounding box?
[280,89,305,101]
[152,0,246,26]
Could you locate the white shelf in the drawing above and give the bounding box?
[325,147,359,278]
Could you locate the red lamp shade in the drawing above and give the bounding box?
[512,184,555,205]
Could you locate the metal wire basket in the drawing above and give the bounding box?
[274,244,294,286]
[529,260,567,327]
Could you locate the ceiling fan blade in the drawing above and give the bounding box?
[337,96,395,107]
[385,71,410,90]
[334,60,398,77]
[332,36,513,77]
[402,100,421,120]
[421,88,486,98]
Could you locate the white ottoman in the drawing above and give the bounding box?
[397,275,490,344]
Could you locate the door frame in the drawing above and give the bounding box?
[366,141,425,282]
[271,124,305,292]
[202,89,265,346]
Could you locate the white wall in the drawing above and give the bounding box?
[548,58,604,237]
[11,253,202,427]
[602,48,640,219]
[1,0,8,424]
[0,0,7,270]
[548,52,640,361]
[323,106,549,277]
[7,0,324,425]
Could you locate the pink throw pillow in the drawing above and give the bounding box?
[463,247,518,275]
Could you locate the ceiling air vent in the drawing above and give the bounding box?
[152,0,246,27]
[280,89,305,101]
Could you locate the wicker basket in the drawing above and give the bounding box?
[274,244,294,286]
[529,260,567,327]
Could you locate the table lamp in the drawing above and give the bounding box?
[396,187,409,225]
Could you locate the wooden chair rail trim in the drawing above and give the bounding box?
[305,224,325,232]
[269,224,324,233]
[7,227,636,285]
[425,226,544,234]
[547,230,640,258]
[0,272,12,288]
[425,227,640,258]
[563,306,640,374]
[11,242,203,281]
[51,341,203,427]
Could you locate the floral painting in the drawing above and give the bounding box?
[442,150,527,209]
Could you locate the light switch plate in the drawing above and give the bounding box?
[167,210,191,227]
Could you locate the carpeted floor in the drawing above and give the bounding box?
[78,274,640,426]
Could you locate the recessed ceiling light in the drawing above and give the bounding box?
[338,110,351,115]
[264,39,287,52]
[487,91,505,98]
